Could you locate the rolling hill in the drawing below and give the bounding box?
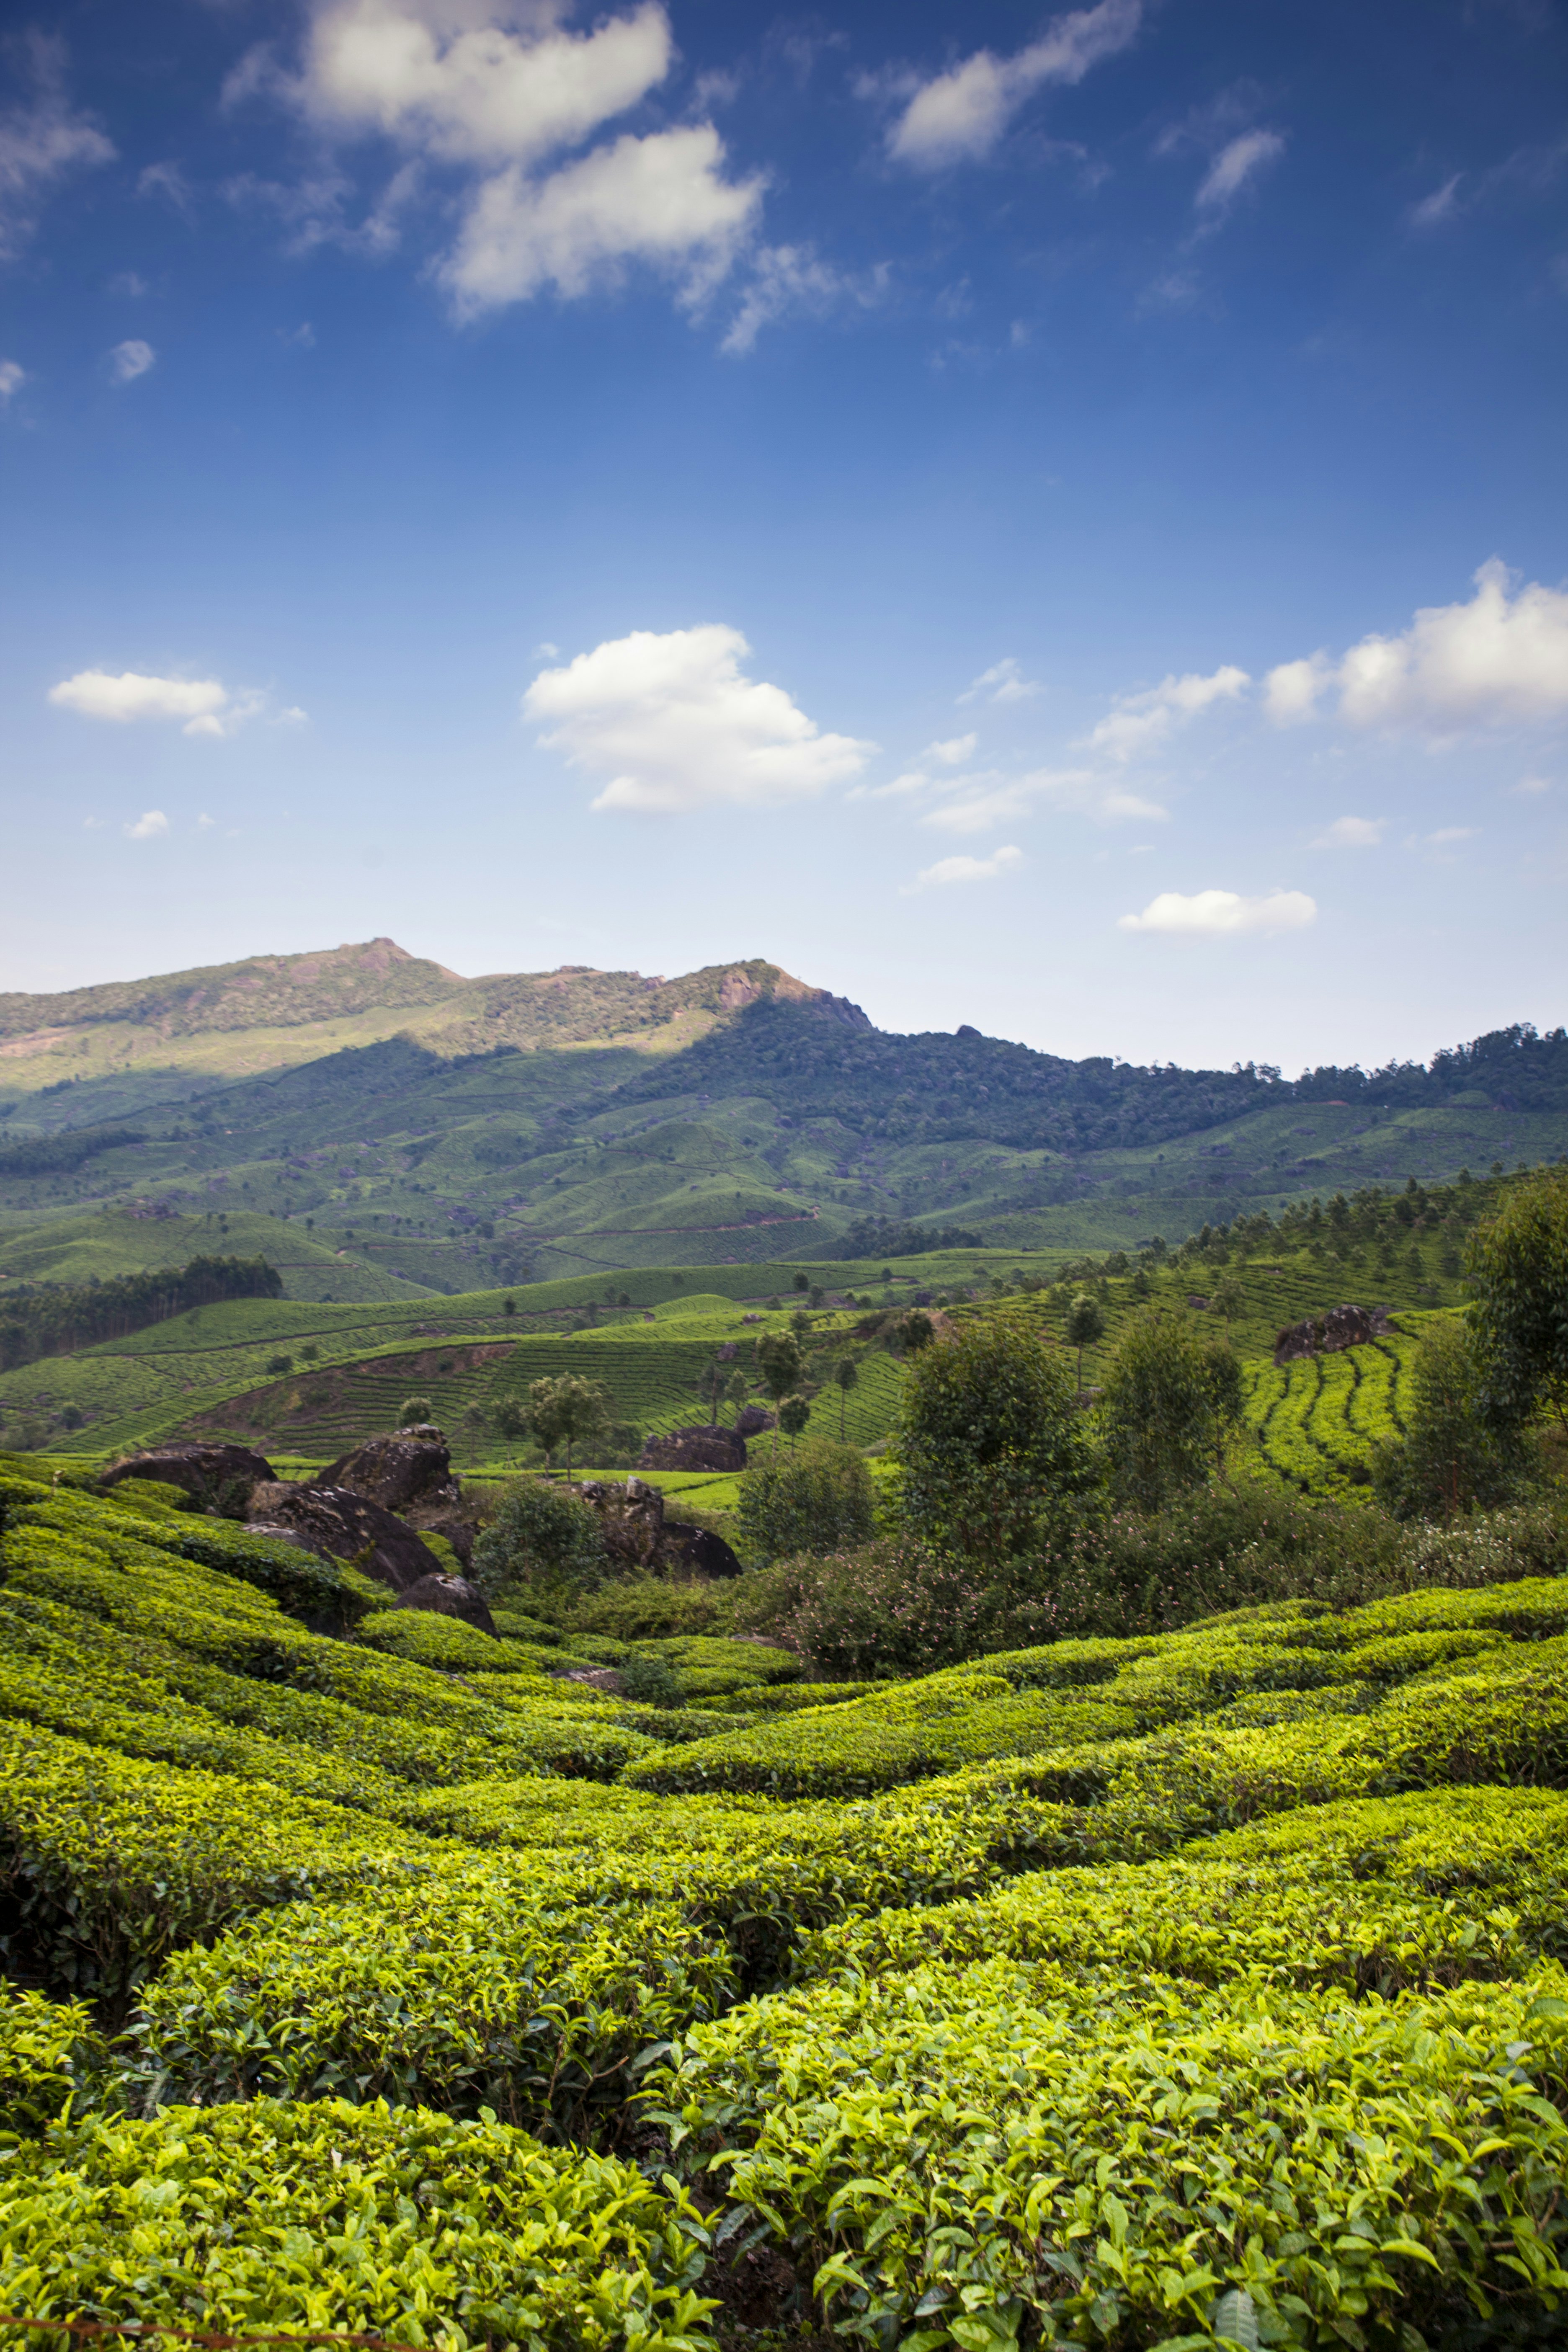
[1,941,1564,1303]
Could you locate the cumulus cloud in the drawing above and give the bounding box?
[524,623,874,814]
[46,670,277,738]
[108,339,155,384]
[925,732,977,765]
[885,0,1141,170]
[1264,560,1568,735]
[1194,127,1285,217]
[241,1,763,322]
[1312,815,1385,849]
[1085,665,1249,760]
[905,844,1024,890]
[443,125,759,315]
[958,655,1040,704]
[124,809,170,840]
[0,34,115,260]
[0,359,24,402]
[1118,887,1316,936]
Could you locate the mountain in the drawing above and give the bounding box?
[1,941,1565,1295]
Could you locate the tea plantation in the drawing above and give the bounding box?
[3,1456,1568,2349]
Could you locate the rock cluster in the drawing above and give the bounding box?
[1273,1303,1398,1368]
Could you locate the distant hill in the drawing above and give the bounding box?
[0,939,1563,1291]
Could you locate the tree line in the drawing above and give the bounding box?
[0,1254,283,1373]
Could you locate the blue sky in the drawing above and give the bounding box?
[3,0,1566,1073]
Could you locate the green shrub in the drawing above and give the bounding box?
[1373,1316,1532,1518]
[892,1320,1098,1567]
[0,2096,717,2352]
[0,1986,108,2141]
[651,1961,1568,2350]
[567,1575,726,1642]
[735,1443,877,1566]
[473,1480,609,1603]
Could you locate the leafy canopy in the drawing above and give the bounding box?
[892,1321,1096,1565]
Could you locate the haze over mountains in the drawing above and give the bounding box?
[1,940,1564,1298]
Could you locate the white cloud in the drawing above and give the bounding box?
[444,125,760,316]
[1513,773,1553,796]
[1411,172,1463,228]
[124,809,170,840]
[0,34,115,260]
[905,844,1024,890]
[886,0,1141,170]
[524,623,874,814]
[921,766,1165,833]
[925,732,977,765]
[196,812,216,830]
[1427,825,1478,844]
[721,242,883,356]
[46,670,273,738]
[1086,664,1249,760]
[1119,887,1316,936]
[0,359,24,402]
[958,655,1040,704]
[1194,127,1285,217]
[1312,815,1384,849]
[244,2,763,322]
[108,339,155,384]
[1264,560,1568,735]
[138,159,193,212]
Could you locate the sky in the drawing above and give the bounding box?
[2,0,1566,1076]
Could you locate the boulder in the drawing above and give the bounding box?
[403,1505,476,1567]
[245,1482,443,1592]
[1273,1303,1397,1368]
[575,1476,668,1569]
[733,1406,774,1439]
[101,1443,273,1506]
[663,1521,744,1580]
[394,1573,496,1635]
[640,1424,748,1472]
[316,1430,456,1513]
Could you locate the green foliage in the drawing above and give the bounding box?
[1099,1308,1245,1509]
[1374,1315,1531,1518]
[736,1442,877,1567]
[398,1392,434,1426]
[522,1374,612,1475]
[0,1254,281,1374]
[1468,1163,1568,1432]
[1063,1289,1105,1389]
[0,2096,718,2352]
[566,1575,725,1642]
[472,1477,609,1602]
[0,1987,108,2141]
[892,1321,1097,1566]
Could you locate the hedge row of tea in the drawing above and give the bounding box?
[2,1463,1568,2348]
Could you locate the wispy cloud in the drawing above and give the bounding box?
[1085,665,1249,760]
[0,34,114,260]
[1194,127,1286,220]
[904,844,1024,891]
[0,359,24,403]
[958,655,1040,704]
[883,0,1142,170]
[1312,815,1385,848]
[124,809,170,840]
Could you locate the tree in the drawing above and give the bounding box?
[1098,1310,1244,1511]
[899,1310,935,1355]
[792,1271,810,1292]
[1372,1316,1527,1519]
[472,1479,607,1600]
[779,1395,812,1447]
[756,1329,807,1456]
[893,1321,1096,1568]
[1467,1167,1568,1434]
[493,1395,530,1463]
[459,1400,490,1464]
[832,1355,859,1441]
[1212,1274,1246,1325]
[736,1442,877,1565]
[1064,1293,1106,1393]
[524,1374,610,1479]
[398,1395,434,1428]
